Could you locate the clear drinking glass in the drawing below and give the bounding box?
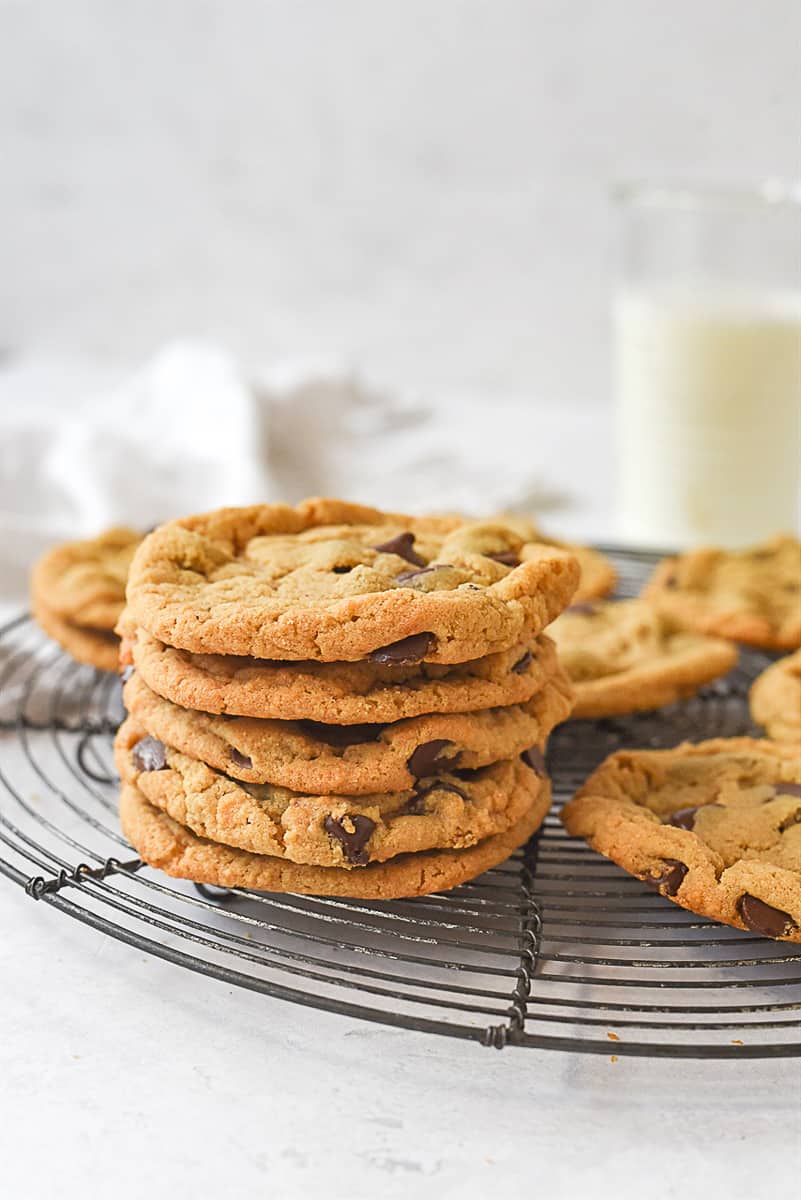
[615,180,801,548]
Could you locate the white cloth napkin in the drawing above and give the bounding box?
[0,340,585,605]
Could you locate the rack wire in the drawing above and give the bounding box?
[1,547,799,1057]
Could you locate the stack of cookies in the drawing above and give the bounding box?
[114,499,579,899]
[31,527,143,671]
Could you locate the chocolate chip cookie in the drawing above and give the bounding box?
[115,716,550,866]
[750,650,801,746]
[31,526,142,671]
[561,738,801,941]
[120,779,549,899]
[497,515,617,602]
[31,526,142,630]
[124,499,579,663]
[549,599,738,718]
[643,535,801,651]
[119,618,562,723]
[122,666,573,794]
[32,595,122,672]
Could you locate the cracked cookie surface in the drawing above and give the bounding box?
[119,618,562,723]
[124,498,579,662]
[115,716,549,866]
[561,738,801,940]
[31,526,142,630]
[643,535,801,651]
[497,515,616,601]
[120,780,550,899]
[122,667,572,794]
[550,599,738,718]
[750,650,801,746]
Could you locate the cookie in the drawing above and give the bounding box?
[750,651,801,746]
[561,738,801,941]
[643,535,801,651]
[124,499,579,663]
[122,667,573,794]
[115,716,550,866]
[32,595,121,672]
[549,599,738,718]
[31,526,142,631]
[120,780,549,899]
[497,515,617,602]
[119,618,563,723]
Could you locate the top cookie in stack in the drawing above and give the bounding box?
[116,499,579,899]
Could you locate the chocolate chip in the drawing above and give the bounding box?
[132,735,168,772]
[777,782,801,798]
[666,806,700,830]
[642,859,688,896]
[567,602,598,616]
[369,632,435,665]
[299,721,383,747]
[736,893,797,939]
[396,566,439,586]
[414,780,469,804]
[228,748,253,771]
[512,650,533,674]
[521,746,547,776]
[120,665,135,683]
[372,532,425,567]
[488,551,520,567]
[332,565,352,574]
[407,739,455,778]
[323,814,376,865]
[779,809,801,832]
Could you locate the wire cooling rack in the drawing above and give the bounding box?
[0,547,799,1057]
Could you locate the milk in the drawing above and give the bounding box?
[616,286,801,547]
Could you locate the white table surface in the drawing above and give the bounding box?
[1,879,797,1200]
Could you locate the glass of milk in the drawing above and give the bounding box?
[615,181,801,548]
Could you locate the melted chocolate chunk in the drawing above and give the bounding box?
[323,814,376,865]
[403,794,427,815]
[132,735,168,772]
[228,748,253,771]
[120,665,135,683]
[372,532,425,567]
[736,893,797,939]
[407,739,455,778]
[642,859,688,896]
[666,806,700,830]
[567,602,598,616]
[520,746,547,776]
[299,721,383,747]
[512,650,533,674]
[777,782,801,798]
[414,780,470,804]
[369,632,435,665]
[396,566,440,586]
[488,551,520,567]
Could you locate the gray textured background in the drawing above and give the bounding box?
[2,0,799,406]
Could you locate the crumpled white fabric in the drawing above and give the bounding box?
[0,340,583,604]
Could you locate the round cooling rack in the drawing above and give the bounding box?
[0,547,799,1058]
